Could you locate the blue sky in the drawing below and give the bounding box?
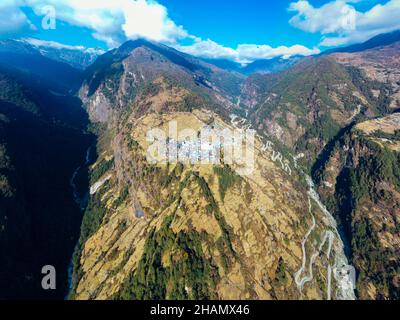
[1,0,399,63]
[157,0,327,48]
[158,0,387,48]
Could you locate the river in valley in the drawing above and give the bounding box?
[66,144,97,298]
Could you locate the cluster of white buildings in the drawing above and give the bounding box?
[164,126,245,165]
[146,123,255,174]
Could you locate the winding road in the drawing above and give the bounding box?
[294,176,355,300]
[230,113,355,300]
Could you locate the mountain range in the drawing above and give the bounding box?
[0,30,399,300]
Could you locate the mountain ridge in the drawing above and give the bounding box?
[1,30,399,299]
[323,30,400,55]
[68,36,362,300]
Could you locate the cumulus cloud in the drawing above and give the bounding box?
[23,0,188,47]
[0,0,35,38]
[288,0,357,34]
[1,0,320,63]
[174,39,238,61]
[237,44,320,61]
[2,0,399,60]
[122,0,188,44]
[175,39,319,64]
[289,0,400,47]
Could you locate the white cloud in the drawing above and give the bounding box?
[289,0,400,47]
[0,0,35,37]
[176,39,320,64]
[2,0,398,61]
[23,0,188,47]
[22,37,105,54]
[0,0,320,63]
[175,39,238,61]
[237,44,320,61]
[122,0,188,44]
[288,0,357,34]
[24,37,86,50]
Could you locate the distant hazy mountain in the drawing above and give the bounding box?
[23,38,105,70]
[0,39,83,93]
[203,56,303,75]
[0,38,104,72]
[324,30,400,54]
[241,56,303,75]
[201,58,243,73]
[204,30,400,75]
